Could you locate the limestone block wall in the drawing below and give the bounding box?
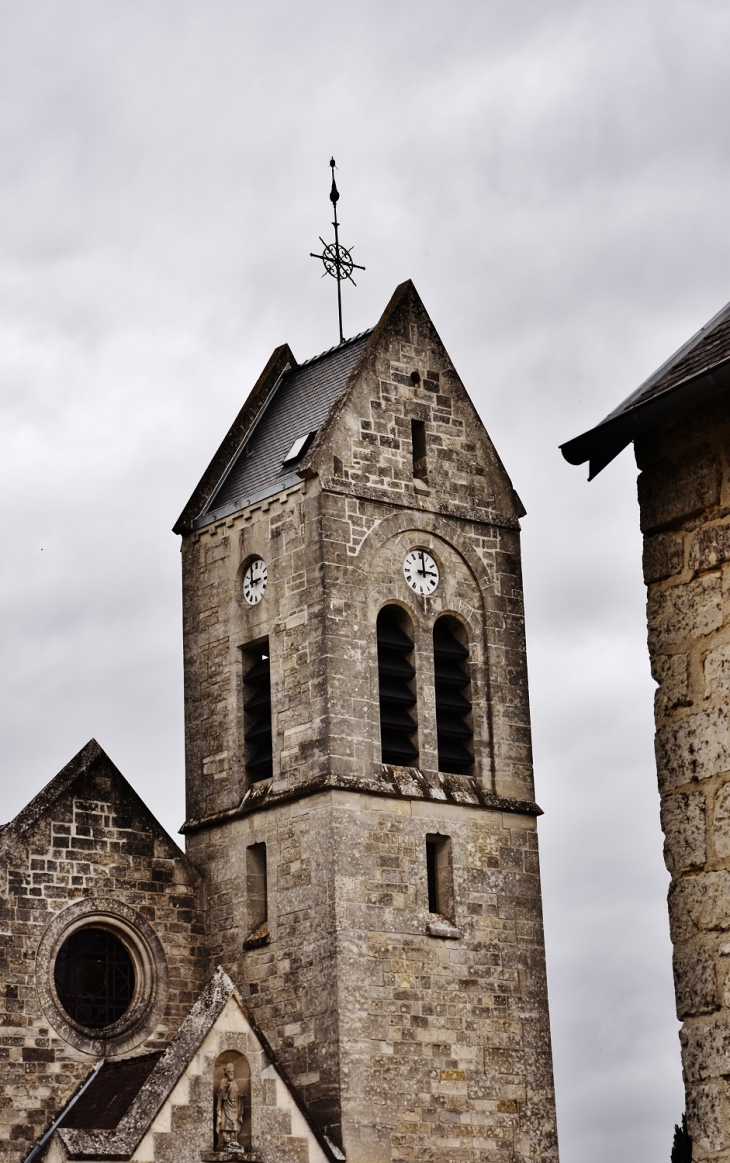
[637,392,730,1161]
[318,494,533,803]
[181,479,327,824]
[186,795,343,1142]
[181,482,533,826]
[0,751,206,1163]
[187,791,558,1163]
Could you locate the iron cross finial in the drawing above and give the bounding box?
[310,158,365,345]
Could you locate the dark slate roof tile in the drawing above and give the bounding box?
[603,298,730,421]
[206,329,372,518]
[59,1052,163,1130]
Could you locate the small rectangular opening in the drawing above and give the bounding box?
[282,430,317,467]
[246,842,268,936]
[426,834,454,921]
[411,419,427,482]
[242,639,272,783]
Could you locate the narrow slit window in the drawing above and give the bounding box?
[426,834,454,921]
[246,842,268,937]
[243,641,273,782]
[433,617,474,774]
[377,607,418,767]
[411,419,427,482]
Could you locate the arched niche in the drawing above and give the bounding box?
[214,1049,251,1151]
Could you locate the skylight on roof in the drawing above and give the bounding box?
[282,431,316,466]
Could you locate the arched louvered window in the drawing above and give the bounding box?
[433,617,473,774]
[377,607,418,767]
[243,641,273,782]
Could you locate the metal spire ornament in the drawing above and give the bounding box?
[310,158,365,344]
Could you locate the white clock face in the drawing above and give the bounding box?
[403,549,439,596]
[243,558,268,605]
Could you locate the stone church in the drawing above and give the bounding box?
[1,281,559,1163]
[563,297,730,1162]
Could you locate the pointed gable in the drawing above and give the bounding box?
[301,280,524,523]
[0,741,207,1146]
[0,739,182,859]
[174,280,524,536]
[46,969,339,1163]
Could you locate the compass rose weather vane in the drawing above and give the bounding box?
[310,158,365,345]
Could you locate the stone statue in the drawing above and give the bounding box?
[215,1063,243,1149]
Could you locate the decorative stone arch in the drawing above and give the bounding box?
[355,513,498,790]
[354,508,495,597]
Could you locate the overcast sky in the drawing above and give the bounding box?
[3,2,730,1159]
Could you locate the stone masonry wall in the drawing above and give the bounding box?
[187,791,558,1163]
[0,757,206,1163]
[181,479,328,824]
[637,391,730,1162]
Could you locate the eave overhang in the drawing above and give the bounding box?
[560,354,730,479]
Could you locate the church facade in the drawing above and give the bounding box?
[1,282,559,1163]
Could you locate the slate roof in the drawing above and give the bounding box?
[561,297,730,478]
[202,330,372,525]
[58,1053,163,1130]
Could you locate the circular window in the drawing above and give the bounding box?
[54,927,135,1029]
[37,898,168,1056]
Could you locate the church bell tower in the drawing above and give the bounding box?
[174,281,560,1163]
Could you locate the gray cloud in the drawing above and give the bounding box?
[3,1,728,1157]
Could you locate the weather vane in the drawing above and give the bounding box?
[310,158,365,345]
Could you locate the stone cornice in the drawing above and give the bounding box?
[319,476,521,531]
[180,767,541,835]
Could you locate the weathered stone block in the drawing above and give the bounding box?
[653,653,691,716]
[656,706,730,792]
[704,642,730,701]
[687,1081,729,1154]
[643,532,684,584]
[673,943,717,1017]
[669,872,730,944]
[647,574,722,650]
[713,782,730,859]
[661,792,706,873]
[638,445,722,533]
[690,523,730,573]
[681,1016,730,1083]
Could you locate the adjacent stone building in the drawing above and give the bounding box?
[2,280,559,1163]
[562,299,730,1162]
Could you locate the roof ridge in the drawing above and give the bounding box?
[295,327,373,370]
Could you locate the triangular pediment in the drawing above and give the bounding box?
[299,279,524,522]
[46,969,339,1163]
[0,739,185,864]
